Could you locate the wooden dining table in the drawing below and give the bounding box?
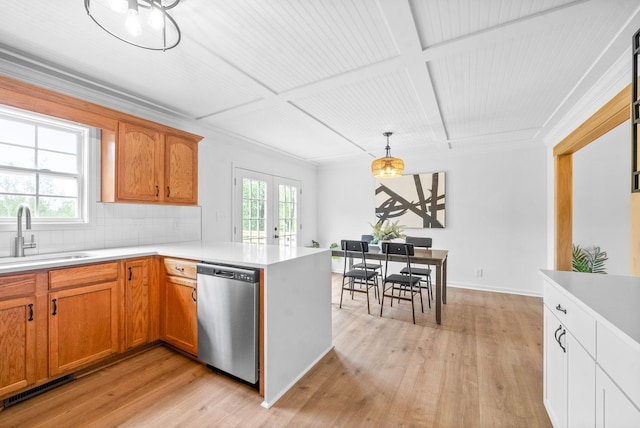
[331,246,449,324]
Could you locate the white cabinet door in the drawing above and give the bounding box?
[545,306,567,428]
[596,366,640,428]
[566,330,595,428]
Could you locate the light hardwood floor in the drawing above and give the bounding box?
[0,274,551,427]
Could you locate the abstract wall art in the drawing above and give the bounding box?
[375,172,446,228]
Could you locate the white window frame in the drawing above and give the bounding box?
[0,105,96,231]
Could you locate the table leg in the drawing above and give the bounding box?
[435,263,441,325]
[442,257,447,304]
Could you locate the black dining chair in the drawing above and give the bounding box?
[340,240,379,314]
[351,235,383,289]
[380,242,423,324]
[400,236,432,307]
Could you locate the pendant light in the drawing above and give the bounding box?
[371,132,404,178]
[85,0,181,51]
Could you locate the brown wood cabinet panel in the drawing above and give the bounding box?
[0,273,36,300]
[124,259,150,350]
[49,262,118,290]
[165,134,198,204]
[49,281,119,376]
[163,258,197,280]
[0,296,36,397]
[160,275,197,355]
[117,122,164,202]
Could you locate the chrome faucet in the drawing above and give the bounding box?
[15,203,36,257]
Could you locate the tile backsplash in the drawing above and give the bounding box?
[0,203,201,258]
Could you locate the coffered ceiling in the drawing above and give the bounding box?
[0,0,639,164]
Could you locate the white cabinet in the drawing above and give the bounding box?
[595,366,640,428]
[542,272,640,428]
[543,305,595,428]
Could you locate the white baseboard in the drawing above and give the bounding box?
[448,281,542,298]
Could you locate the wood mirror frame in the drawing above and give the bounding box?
[553,83,637,272]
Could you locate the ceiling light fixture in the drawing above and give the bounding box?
[371,132,404,178]
[85,0,181,51]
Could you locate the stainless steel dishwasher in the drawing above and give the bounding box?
[196,262,260,384]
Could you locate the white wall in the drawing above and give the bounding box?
[197,131,318,245]
[573,121,630,275]
[318,144,548,296]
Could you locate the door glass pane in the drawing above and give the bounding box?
[241,178,267,244]
[278,184,297,247]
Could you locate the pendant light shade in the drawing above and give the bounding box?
[371,132,404,178]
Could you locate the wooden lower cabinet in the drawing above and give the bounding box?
[161,273,197,356]
[124,258,151,350]
[48,281,119,377]
[0,296,36,396]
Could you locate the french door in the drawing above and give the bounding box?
[233,168,300,247]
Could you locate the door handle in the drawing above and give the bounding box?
[128,266,133,281]
[52,298,57,316]
[28,303,34,321]
[555,304,567,314]
[191,288,197,302]
[554,324,562,342]
[557,329,566,353]
[167,186,170,197]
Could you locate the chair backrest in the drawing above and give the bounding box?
[341,240,370,274]
[405,236,432,249]
[361,234,374,243]
[382,242,415,277]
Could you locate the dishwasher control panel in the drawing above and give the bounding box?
[197,263,260,284]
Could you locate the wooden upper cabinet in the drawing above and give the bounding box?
[102,121,201,205]
[117,122,164,202]
[165,134,198,204]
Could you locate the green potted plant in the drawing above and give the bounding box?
[572,244,608,273]
[369,220,406,244]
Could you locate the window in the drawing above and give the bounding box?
[0,106,90,223]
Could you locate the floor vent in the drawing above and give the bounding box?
[3,375,74,409]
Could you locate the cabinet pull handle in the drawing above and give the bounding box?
[555,304,567,314]
[28,303,34,321]
[554,324,562,342]
[191,288,197,302]
[175,266,185,272]
[167,186,170,197]
[155,185,160,197]
[52,298,57,316]
[557,329,566,353]
[128,266,133,281]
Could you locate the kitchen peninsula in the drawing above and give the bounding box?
[0,241,332,409]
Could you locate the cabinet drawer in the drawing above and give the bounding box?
[0,273,37,300]
[49,262,119,290]
[544,279,596,356]
[597,321,640,408]
[163,258,197,280]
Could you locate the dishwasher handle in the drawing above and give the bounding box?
[213,270,235,279]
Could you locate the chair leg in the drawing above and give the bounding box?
[340,277,346,308]
[365,280,371,314]
[418,283,424,313]
[380,282,386,317]
[410,288,416,324]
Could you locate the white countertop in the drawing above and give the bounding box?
[0,240,329,274]
[541,270,640,345]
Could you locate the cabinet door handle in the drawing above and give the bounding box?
[175,266,185,272]
[555,304,567,314]
[191,288,197,302]
[554,324,562,342]
[28,303,34,321]
[557,329,566,353]
[167,186,170,197]
[52,298,57,316]
[155,185,160,197]
[128,266,133,281]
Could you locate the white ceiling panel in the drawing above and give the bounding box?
[428,0,639,141]
[183,0,399,93]
[202,103,364,162]
[292,69,435,155]
[410,0,578,47]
